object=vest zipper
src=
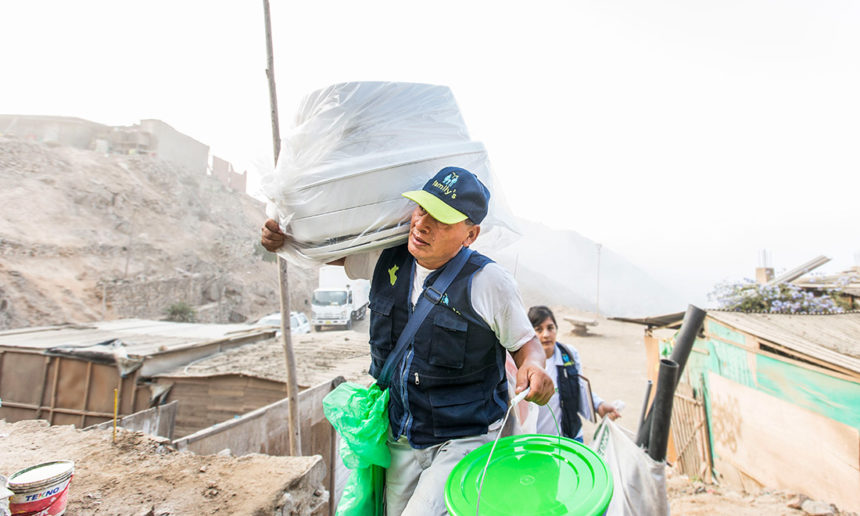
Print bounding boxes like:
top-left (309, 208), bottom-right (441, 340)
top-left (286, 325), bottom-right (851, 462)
top-left (396, 349), bottom-right (415, 439)
top-left (414, 372), bottom-right (420, 385)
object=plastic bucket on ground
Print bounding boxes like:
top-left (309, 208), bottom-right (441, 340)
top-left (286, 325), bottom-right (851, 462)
top-left (7, 460), bottom-right (74, 516)
top-left (446, 434), bottom-right (613, 516)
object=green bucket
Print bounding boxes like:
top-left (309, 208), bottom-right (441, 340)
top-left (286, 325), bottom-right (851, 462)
top-left (445, 434), bottom-right (613, 516)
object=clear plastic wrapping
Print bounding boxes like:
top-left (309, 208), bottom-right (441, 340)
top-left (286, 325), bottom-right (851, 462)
top-left (260, 82), bottom-right (517, 265)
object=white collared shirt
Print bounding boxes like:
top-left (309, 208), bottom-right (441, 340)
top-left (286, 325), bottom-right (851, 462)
top-left (535, 345), bottom-right (604, 439)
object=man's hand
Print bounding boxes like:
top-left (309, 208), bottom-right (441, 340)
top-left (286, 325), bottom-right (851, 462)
top-left (515, 363), bottom-right (554, 405)
top-left (261, 219), bottom-right (286, 252)
top-left (511, 336), bottom-right (554, 405)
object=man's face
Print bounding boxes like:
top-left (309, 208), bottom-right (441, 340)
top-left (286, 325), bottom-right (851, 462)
top-left (407, 205), bottom-right (480, 269)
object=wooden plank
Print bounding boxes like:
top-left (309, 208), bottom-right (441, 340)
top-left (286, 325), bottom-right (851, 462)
top-left (173, 378), bottom-right (335, 457)
top-left (708, 372), bottom-right (859, 512)
top-left (755, 353), bottom-right (860, 429)
top-left (671, 392), bottom-right (711, 480)
top-left (756, 337), bottom-right (858, 380)
top-left (87, 401), bottom-right (178, 439)
top-left (35, 356), bottom-right (51, 419)
top-left (80, 361), bottom-right (93, 427)
top-left (755, 341), bottom-right (858, 383)
top-left (48, 356), bottom-right (61, 424)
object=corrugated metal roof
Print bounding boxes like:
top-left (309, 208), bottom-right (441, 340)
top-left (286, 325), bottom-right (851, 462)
top-left (0, 319), bottom-right (272, 358)
top-left (707, 311), bottom-right (860, 374)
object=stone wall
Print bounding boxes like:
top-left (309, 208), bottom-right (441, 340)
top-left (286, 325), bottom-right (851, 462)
top-left (101, 269), bottom-right (313, 324)
top-left (103, 274), bottom-right (246, 323)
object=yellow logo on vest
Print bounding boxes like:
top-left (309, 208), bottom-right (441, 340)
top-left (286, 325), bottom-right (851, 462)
top-left (388, 265), bottom-right (399, 286)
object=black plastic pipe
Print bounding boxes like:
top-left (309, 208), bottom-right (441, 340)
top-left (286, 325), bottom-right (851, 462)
top-left (647, 358), bottom-right (679, 462)
top-left (636, 304), bottom-right (706, 448)
top-left (636, 379), bottom-right (653, 438)
top-left (668, 305), bottom-right (706, 381)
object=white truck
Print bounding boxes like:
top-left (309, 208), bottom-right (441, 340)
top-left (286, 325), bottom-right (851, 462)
top-left (311, 266), bottom-right (370, 331)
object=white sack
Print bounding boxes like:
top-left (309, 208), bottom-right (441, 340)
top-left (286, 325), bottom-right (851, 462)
top-left (591, 419), bottom-right (669, 516)
top-left (260, 81), bottom-right (517, 265)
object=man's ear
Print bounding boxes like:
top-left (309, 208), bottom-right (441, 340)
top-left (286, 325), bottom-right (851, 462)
top-left (462, 224), bottom-right (481, 247)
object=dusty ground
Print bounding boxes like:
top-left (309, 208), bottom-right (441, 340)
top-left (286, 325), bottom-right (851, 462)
top-left (666, 469), bottom-right (803, 515)
top-left (0, 420), bottom-right (326, 515)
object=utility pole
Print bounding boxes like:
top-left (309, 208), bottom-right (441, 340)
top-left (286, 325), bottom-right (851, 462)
top-left (263, 0), bottom-right (301, 457)
top-left (595, 243), bottom-right (602, 317)
top-left (123, 216), bottom-right (134, 278)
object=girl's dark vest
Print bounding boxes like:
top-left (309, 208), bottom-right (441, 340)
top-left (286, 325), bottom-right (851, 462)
top-left (368, 244), bottom-right (508, 448)
top-left (555, 342), bottom-right (584, 439)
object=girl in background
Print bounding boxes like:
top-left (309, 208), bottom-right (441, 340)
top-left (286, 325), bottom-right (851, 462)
top-left (529, 305), bottom-right (621, 442)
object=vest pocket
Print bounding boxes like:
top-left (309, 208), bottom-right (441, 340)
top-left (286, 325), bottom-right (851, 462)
top-left (428, 382), bottom-right (487, 438)
top-left (427, 310), bottom-right (468, 369)
top-left (368, 297), bottom-right (395, 376)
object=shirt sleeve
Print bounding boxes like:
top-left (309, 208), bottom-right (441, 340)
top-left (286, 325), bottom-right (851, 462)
top-left (343, 249), bottom-right (383, 281)
top-left (469, 263), bottom-right (537, 353)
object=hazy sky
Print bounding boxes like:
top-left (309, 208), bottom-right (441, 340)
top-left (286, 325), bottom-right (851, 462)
top-left (2, 1), bottom-right (857, 307)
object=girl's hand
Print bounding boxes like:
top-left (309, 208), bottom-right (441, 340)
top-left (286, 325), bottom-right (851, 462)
top-left (597, 402), bottom-right (621, 421)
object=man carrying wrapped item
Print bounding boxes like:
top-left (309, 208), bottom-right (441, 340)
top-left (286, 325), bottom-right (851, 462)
top-left (262, 166), bottom-right (554, 515)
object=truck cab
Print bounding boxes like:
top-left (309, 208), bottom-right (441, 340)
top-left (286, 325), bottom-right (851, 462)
top-left (311, 266), bottom-right (370, 331)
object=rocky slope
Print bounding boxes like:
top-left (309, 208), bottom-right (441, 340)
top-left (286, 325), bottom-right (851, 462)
top-left (0, 136), bottom-right (314, 330)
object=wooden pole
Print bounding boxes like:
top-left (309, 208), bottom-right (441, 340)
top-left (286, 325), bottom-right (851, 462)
top-left (595, 243), bottom-right (602, 317)
top-left (263, 0), bottom-right (301, 457)
top-left (112, 387), bottom-right (118, 443)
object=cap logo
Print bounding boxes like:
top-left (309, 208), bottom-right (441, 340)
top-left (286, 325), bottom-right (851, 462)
top-left (431, 171), bottom-right (459, 198)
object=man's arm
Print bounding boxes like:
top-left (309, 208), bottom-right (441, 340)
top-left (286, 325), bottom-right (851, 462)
top-left (511, 336), bottom-right (554, 405)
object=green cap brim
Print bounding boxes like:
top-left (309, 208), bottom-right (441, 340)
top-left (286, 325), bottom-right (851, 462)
top-left (402, 190), bottom-right (468, 225)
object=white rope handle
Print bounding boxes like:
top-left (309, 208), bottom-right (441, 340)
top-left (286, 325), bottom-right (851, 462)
top-left (475, 387), bottom-right (564, 516)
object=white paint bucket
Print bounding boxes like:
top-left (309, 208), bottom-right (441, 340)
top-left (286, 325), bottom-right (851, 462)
top-left (7, 461), bottom-right (74, 516)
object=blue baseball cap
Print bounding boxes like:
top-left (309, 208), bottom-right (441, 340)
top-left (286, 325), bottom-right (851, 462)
top-left (402, 167), bottom-right (491, 224)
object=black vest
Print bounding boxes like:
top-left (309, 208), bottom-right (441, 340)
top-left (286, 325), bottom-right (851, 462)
top-left (368, 244), bottom-right (508, 448)
top-left (555, 342), bottom-right (584, 439)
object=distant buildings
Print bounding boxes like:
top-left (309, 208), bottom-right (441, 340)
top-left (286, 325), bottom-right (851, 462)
top-left (0, 114), bottom-right (246, 193)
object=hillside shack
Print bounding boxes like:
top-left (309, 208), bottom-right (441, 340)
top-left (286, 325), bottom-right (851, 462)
top-left (0, 319), bottom-right (273, 428)
top-left (624, 310), bottom-right (860, 513)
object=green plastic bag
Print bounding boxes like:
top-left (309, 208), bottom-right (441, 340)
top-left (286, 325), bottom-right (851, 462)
top-left (323, 381), bottom-right (391, 516)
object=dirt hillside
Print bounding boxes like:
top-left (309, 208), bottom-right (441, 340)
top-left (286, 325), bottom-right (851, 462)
top-left (0, 136), bottom-right (315, 330)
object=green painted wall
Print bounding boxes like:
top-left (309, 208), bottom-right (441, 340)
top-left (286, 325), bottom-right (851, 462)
top-left (685, 319), bottom-right (860, 431)
top-left (756, 354), bottom-right (860, 429)
top-left (706, 320), bottom-right (746, 347)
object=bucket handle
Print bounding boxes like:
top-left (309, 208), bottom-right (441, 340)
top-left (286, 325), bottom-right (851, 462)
top-left (475, 388), bottom-right (564, 515)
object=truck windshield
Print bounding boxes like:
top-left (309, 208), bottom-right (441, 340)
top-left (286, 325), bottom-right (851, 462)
top-left (313, 291), bottom-right (348, 305)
